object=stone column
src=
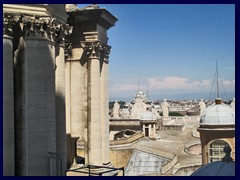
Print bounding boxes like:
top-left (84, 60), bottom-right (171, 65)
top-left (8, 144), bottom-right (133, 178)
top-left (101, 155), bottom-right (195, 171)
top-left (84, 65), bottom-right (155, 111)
top-left (101, 45), bottom-right (111, 165)
top-left (85, 41), bottom-right (102, 165)
top-left (55, 24), bottom-right (72, 174)
top-left (200, 133), bottom-right (208, 165)
top-left (13, 17), bottom-right (58, 175)
top-left (153, 124), bottom-right (156, 138)
top-left (143, 124), bottom-right (145, 135)
top-left (55, 43), bottom-right (67, 175)
top-left (65, 40), bottom-right (88, 167)
top-left (25, 38), bottom-right (56, 175)
top-left (150, 124), bottom-right (153, 138)
top-left (3, 16), bottom-right (15, 176)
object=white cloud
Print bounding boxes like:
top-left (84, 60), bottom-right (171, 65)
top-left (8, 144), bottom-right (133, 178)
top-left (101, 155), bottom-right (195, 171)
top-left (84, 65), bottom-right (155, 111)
top-left (148, 76), bottom-right (211, 91)
top-left (223, 79), bottom-right (235, 86)
top-left (110, 76), bottom-right (235, 93)
top-left (110, 83), bottom-right (147, 92)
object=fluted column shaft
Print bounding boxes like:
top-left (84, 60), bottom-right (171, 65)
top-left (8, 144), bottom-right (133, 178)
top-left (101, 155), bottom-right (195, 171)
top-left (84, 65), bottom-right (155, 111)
top-left (55, 44), bottom-right (67, 175)
top-left (86, 42), bottom-right (102, 165)
top-left (101, 46), bottom-right (111, 165)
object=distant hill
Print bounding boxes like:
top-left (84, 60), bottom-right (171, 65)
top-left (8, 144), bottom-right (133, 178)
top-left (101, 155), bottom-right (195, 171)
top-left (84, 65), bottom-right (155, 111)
top-left (110, 92), bottom-right (235, 101)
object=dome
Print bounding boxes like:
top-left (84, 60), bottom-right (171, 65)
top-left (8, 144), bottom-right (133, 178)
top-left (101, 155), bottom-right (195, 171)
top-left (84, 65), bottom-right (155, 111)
top-left (191, 146), bottom-right (235, 176)
top-left (140, 112), bottom-right (156, 121)
top-left (200, 99), bottom-right (235, 125)
top-left (191, 161), bottom-right (235, 176)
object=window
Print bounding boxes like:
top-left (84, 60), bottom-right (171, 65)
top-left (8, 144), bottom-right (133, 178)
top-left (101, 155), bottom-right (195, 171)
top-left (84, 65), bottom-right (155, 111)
top-left (208, 140), bottom-right (229, 162)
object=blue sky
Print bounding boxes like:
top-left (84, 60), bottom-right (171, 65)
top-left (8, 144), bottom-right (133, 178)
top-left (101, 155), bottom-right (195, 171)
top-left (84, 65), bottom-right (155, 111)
top-left (78, 4), bottom-right (235, 100)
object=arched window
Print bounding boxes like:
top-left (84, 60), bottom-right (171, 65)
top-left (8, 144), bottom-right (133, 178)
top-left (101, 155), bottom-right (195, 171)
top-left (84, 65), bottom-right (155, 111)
top-left (209, 140), bottom-right (229, 162)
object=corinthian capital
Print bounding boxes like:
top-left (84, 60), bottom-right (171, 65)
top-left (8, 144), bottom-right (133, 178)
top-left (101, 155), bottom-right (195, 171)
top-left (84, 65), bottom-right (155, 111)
top-left (3, 13), bottom-right (17, 36)
top-left (81, 41), bottom-right (104, 59)
top-left (22, 16), bottom-right (61, 41)
top-left (3, 13), bottom-right (72, 43)
top-left (103, 45), bottom-right (111, 62)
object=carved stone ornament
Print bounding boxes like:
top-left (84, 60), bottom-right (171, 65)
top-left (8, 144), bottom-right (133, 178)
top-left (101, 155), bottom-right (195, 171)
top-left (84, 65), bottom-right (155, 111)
top-left (64, 42), bottom-right (72, 59)
top-left (3, 13), bottom-right (15, 36)
top-left (81, 41), bottom-right (104, 58)
top-left (103, 45), bottom-right (111, 62)
top-left (3, 13), bottom-right (72, 43)
top-left (81, 41), bottom-right (111, 60)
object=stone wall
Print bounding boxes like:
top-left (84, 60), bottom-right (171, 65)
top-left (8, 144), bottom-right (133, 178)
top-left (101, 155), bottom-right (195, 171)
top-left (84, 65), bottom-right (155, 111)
top-left (109, 119), bottom-right (141, 131)
top-left (110, 149), bottom-right (133, 176)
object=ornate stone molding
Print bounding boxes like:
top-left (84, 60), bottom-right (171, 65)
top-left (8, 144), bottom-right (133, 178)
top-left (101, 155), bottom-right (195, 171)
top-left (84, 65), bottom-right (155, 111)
top-left (3, 13), bottom-right (72, 43)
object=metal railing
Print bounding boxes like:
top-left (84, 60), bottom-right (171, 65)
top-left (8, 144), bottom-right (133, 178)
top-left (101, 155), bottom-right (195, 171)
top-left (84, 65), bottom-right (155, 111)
top-left (66, 164), bottom-right (124, 176)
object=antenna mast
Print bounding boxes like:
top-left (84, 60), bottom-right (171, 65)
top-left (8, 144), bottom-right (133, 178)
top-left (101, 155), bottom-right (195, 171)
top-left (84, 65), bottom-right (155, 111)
top-left (216, 60), bottom-right (219, 98)
top-left (209, 60), bottom-right (229, 101)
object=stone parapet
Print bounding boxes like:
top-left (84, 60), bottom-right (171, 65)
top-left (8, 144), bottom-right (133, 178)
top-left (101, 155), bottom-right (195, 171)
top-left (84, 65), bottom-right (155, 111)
top-left (110, 132), bottom-right (144, 146)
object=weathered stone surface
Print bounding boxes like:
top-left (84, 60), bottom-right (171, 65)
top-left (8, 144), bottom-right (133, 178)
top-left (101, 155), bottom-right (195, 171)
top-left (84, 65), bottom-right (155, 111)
top-left (19, 39), bottom-right (56, 175)
top-left (3, 35), bottom-right (15, 176)
top-left (55, 44), bottom-right (67, 175)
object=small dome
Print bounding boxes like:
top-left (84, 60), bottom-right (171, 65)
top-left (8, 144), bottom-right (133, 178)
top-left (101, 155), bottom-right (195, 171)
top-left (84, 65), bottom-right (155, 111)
top-left (140, 112), bottom-right (156, 121)
top-left (200, 99), bottom-right (235, 125)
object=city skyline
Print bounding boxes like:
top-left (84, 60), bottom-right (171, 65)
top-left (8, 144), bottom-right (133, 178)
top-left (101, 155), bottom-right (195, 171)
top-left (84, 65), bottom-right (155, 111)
top-left (78, 4), bottom-right (235, 101)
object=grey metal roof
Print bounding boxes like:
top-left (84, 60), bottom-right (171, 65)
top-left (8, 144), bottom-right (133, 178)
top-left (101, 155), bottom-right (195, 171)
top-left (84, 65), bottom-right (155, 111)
top-left (200, 103), bottom-right (235, 125)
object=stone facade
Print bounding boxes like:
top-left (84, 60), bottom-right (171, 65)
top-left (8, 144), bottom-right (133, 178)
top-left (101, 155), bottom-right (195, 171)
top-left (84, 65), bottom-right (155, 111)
top-left (3, 4), bottom-right (117, 176)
